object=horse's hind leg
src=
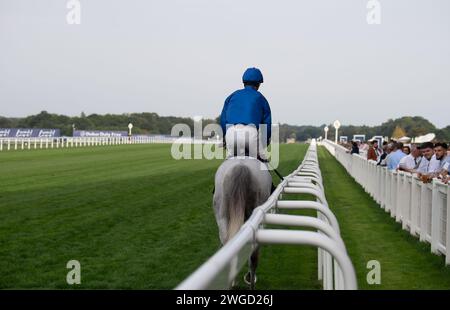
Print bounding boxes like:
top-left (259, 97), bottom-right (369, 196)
top-left (246, 247), bottom-right (259, 290)
top-left (250, 247), bottom-right (260, 289)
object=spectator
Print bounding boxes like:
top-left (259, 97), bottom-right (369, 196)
top-left (398, 144), bottom-right (421, 173)
top-left (350, 141), bottom-right (359, 155)
top-left (379, 143), bottom-right (393, 167)
top-left (402, 145), bottom-right (411, 155)
top-left (417, 142), bottom-right (450, 183)
top-left (416, 142), bottom-right (435, 174)
top-left (374, 140), bottom-right (382, 160)
top-left (367, 140), bottom-right (378, 161)
top-left (386, 142), bottom-right (406, 171)
top-left (360, 141), bottom-right (369, 153)
top-left (434, 142), bottom-right (450, 173)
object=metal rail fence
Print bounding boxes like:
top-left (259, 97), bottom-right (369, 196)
top-left (176, 140), bottom-right (357, 290)
top-left (0, 136), bottom-right (218, 151)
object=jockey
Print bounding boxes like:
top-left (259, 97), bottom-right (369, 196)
top-left (220, 67), bottom-right (272, 160)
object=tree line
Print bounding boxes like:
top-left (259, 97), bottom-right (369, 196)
top-left (0, 112), bottom-right (448, 142)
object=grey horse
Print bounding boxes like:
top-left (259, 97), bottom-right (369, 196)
top-left (213, 157), bottom-right (272, 289)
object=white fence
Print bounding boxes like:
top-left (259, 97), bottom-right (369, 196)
top-left (0, 136), bottom-right (219, 151)
top-left (322, 139), bottom-right (450, 265)
top-left (176, 140), bottom-right (357, 290)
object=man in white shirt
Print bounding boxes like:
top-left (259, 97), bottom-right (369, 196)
top-left (398, 145), bottom-right (421, 173)
top-left (435, 142), bottom-right (448, 167)
top-left (416, 142), bottom-right (434, 174)
top-left (428, 154), bottom-right (441, 173)
top-left (430, 142), bottom-right (449, 177)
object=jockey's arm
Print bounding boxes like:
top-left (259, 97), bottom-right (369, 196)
top-left (220, 95), bottom-right (231, 139)
top-left (261, 96), bottom-right (272, 145)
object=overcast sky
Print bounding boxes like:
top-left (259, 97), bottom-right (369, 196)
top-left (1, 0), bottom-right (449, 128)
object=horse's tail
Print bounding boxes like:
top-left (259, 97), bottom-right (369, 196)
top-left (222, 164), bottom-right (257, 243)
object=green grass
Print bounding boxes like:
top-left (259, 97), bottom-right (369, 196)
top-left (0, 143), bottom-right (307, 289)
top-left (318, 146), bottom-right (450, 289)
top-left (1, 143), bottom-right (449, 289)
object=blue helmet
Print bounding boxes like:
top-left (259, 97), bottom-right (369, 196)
top-left (242, 67), bottom-right (264, 84)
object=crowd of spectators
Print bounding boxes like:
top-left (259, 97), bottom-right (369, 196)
top-left (343, 139), bottom-right (450, 184)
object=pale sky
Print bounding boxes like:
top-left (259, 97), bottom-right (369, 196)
top-left (1, 0), bottom-right (449, 128)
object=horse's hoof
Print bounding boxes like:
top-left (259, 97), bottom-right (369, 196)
top-left (244, 272), bottom-right (257, 286)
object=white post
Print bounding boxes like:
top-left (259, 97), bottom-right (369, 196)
top-left (446, 185), bottom-right (450, 265)
top-left (391, 171), bottom-right (398, 219)
top-left (128, 122), bottom-right (133, 139)
top-left (384, 170), bottom-right (390, 212)
top-left (403, 174), bottom-right (412, 230)
top-left (395, 171), bottom-right (402, 222)
top-left (430, 180), bottom-right (441, 254)
top-left (410, 176), bottom-right (420, 236)
top-left (332, 121), bottom-right (341, 144)
top-left (419, 183), bottom-right (429, 242)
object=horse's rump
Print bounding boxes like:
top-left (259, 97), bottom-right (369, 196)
top-left (214, 158), bottom-right (271, 243)
top-left (222, 163), bottom-right (258, 242)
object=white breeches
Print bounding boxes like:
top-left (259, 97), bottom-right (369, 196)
top-left (225, 124), bottom-right (267, 159)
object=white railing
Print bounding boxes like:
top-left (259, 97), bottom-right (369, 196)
top-left (322, 139), bottom-right (450, 265)
top-left (0, 136), bottom-right (219, 151)
top-left (176, 140), bottom-right (357, 290)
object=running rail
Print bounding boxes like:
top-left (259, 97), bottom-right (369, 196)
top-left (0, 135), bottom-right (219, 151)
top-left (176, 140), bottom-right (357, 290)
top-left (322, 138), bottom-right (450, 265)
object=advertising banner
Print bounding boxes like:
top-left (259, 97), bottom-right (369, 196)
top-left (73, 130), bottom-right (128, 137)
top-left (0, 128), bottom-right (60, 138)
